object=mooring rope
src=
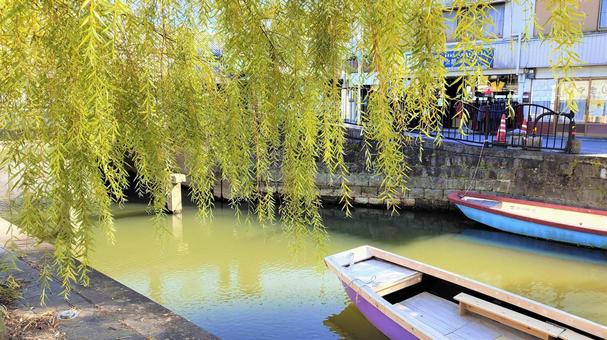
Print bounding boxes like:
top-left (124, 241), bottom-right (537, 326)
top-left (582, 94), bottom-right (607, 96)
top-left (463, 138), bottom-right (486, 196)
top-left (350, 276), bottom-right (378, 287)
top-left (344, 251), bottom-right (381, 305)
top-left (349, 275), bottom-right (378, 306)
top-left (347, 252), bottom-right (355, 268)
top-left (346, 253), bottom-right (378, 286)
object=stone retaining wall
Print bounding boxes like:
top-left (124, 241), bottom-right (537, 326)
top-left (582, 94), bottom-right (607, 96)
top-left (211, 131), bottom-right (607, 211)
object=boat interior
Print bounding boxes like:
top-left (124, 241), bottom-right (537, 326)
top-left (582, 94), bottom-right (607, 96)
top-left (460, 195), bottom-right (607, 231)
top-left (331, 249), bottom-right (597, 340)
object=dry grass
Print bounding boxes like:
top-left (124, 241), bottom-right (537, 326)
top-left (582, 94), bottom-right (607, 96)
top-left (1, 308), bottom-right (64, 339)
top-left (0, 277), bottom-right (22, 307)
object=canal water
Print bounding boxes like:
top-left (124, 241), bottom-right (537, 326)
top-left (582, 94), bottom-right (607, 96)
top-left (89, 203), bottom-right (607, 339)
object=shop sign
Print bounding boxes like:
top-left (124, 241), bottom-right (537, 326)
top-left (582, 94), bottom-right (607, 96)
top-left (442, 48), bottom-right (494, 69)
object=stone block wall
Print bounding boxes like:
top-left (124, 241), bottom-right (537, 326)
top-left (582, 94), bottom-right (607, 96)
top-left (364, 141), bottom-right (606, 210)
top-left (209, 131), bottom-right (607, 211)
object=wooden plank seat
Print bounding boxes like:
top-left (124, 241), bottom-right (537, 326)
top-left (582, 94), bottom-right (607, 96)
top-left (558, 329), bottom-right (594, 340)
top-left (454, 293), bottom-right (566, 340)
top-left (347, 258), bottom-right (422, 296)
top-left (393, 292), bottom-right (536, 339)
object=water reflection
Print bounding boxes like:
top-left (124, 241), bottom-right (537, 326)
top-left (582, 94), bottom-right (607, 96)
top-left (455, 228), bottom-right (607, 320)
top-left (323, 207), bottom-right (469, 243)
top-left (458, 228), bottom-right (607, 264)
top-left (324, 304), bottom-right (386, 340)
top-left (90, 203), bottom-right (607, 339)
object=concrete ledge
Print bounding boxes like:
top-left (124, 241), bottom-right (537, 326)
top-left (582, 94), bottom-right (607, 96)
top-left (0, 217), bottom-right (217, 340)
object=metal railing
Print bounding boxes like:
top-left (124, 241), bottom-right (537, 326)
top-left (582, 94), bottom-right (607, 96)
top-left (440, 100), bottom-right (508, 146)
top-left (438, 101), bottom-right (576, 153)
top-left (342, 98), bottom-right (576, 153)
top-left (521, 104), bottom-right (576, 152)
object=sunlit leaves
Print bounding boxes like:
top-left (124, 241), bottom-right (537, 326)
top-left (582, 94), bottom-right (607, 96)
top-left (0, 0), bottom-right (583, 298)
top-left (542, 0), bottom-right (584, 112)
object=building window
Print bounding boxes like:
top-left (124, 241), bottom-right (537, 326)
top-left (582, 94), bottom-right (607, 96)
top-left (557, 79), bottom-right (607, 123)
top-left (444, 3), bottom-right (505, 41)
top-left (444, 11), bottom-right (457, 42)
top-left (589, 80), bottom-right (607, 123)
top-left (484, 3), bottom-right (505, 38)
top-left (341, 86), bottom-right (371, 125)
top-left (532, 79), bottom-right (607, 124)
top-left (531, 79), bottom-right (556, 109)
top-left (601, 0), bottom-right (607, 29)
top-left (558, 80), bottom-right (589, 122)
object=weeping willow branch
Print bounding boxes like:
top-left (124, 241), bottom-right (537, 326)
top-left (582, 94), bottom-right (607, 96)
top-left (542, 0), bottom-right (584, 112)
top-left (0, 0), bottom-right (584, 297)
top-left (449, 0), bottom-right (493, 130)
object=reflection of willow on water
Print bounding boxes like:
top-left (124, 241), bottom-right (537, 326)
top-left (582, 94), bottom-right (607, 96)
top-left (112, 199), bottom-right (329, 254)
top-left (213, 202), bottom-right (331, 268)
top-left (323, 303), bottom-right (387, 340)
top-left (281, 220), bottom-right (329, 271)
top-left (100, 204), bottom-right (333, 302)
top-left (321, 207), bottom-right (470, 244)
top-left (205, 200), bottom-right (331, 269)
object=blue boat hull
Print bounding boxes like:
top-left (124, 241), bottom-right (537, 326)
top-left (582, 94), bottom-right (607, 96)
top-left (456, 204), bottom-right (607, 250)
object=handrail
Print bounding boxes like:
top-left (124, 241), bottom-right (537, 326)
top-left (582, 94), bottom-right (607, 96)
top-left (341, 100), bottom-right (576, 152)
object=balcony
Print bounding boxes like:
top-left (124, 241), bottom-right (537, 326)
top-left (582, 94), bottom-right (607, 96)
top-left (445, 31), bottom-right (607, 72)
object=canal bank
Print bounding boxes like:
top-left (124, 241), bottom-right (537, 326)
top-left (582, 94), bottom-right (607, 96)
top-left (205, 133), bottom-right (607, 211)
top-left (0, 217), bottom-right (217, 340)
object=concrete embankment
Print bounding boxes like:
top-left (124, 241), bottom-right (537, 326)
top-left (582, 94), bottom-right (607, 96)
top-left (0, 217), bottom-right (217, 340)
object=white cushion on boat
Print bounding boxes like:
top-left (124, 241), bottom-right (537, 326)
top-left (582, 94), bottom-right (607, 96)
top-left (462, 197), bottom-right (502, 208)
top-left (347, 259), bottom-right (420, 292)
top-left (393, 292), bottom-right (536, 339)
top-left (498, 202), bottom-right (607, 230)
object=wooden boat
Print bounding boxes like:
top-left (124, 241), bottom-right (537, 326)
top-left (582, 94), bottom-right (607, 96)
top-left (325, 245), bottom-right (606, 339)
top-left (448, 192), bottom-right (607, 249)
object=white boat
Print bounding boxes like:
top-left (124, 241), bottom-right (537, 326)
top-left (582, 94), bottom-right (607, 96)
top-left (325, 245), bottom-right (606, 339)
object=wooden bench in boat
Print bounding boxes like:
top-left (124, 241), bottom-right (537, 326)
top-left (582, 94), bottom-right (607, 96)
top-left (558, 329), bottom-right (595, 340)
top-left (393, 292), bottom-right (536, 339)
top-left (347, 259), bottom-right (422, 296)
top-left (454, 293), bottom-right (569, 340)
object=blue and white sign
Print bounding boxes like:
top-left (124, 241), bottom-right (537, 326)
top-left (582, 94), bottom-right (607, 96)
top-left (442, 48), bottom-right (494, 69)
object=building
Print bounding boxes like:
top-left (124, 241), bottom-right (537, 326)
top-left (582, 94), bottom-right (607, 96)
top-left (342, 0), bottom-right (607, 137)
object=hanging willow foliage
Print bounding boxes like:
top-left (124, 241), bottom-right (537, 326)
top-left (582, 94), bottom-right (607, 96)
top-left (0, 0), bottom-right (584, 296)
top-left (541, 0), bottom-right (584, 111)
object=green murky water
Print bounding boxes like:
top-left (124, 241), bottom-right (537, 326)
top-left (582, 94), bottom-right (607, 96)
top-left (89, 203), bottom-right (607, 339)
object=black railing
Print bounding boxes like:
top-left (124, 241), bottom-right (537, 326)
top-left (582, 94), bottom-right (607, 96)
top-left (440, 100), bottom-right (510, 146)
top-left (342, 99), bottom-right (576, 152)
top-left (438, 101), bottom-right (576, 153)
top-left (521, 104), bottom-right (576, 152)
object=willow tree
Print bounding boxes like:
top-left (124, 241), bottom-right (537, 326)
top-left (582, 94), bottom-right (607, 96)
top-left (0, 0), bottom-right (583, 296)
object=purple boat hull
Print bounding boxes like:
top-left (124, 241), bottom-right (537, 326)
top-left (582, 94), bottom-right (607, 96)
top-left (342, 282), bottom-right (417, 340)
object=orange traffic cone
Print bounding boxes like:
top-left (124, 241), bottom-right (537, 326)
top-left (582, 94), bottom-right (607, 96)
top-left (521, 119), bottom-right (528, 146)
top-left (496, 114), bottom-right (507, 144)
